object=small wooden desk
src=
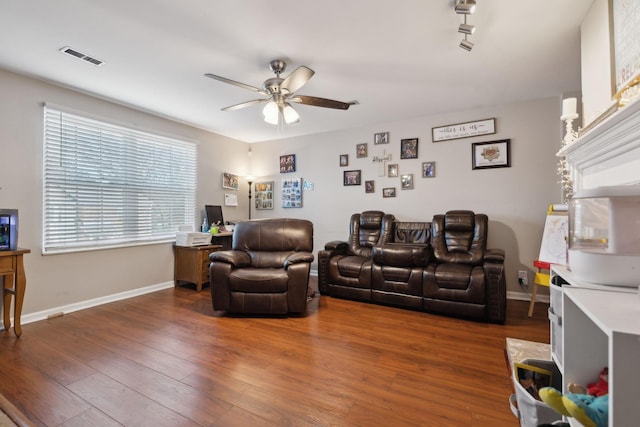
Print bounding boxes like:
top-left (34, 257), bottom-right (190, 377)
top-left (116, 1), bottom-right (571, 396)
top-left (174, 244), bottom-right (222, 291)
top-left (1, 248), bottom-right (30, 337)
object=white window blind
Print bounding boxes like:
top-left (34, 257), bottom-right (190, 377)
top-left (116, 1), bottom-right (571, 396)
top-left (43, 106), bottom-right (197, 254)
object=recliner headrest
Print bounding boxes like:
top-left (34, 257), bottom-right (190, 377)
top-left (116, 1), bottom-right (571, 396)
top-left (359, 210), bottom-right (385, 229)
top-left (444, 210), bottom-right (475, 231)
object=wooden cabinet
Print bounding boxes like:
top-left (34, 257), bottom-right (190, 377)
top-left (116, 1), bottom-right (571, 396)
top-left (173, 244), bottom-right (222, 291)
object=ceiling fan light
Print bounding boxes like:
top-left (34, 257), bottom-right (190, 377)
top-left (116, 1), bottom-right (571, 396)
top-left (458, 23), bottom-right (475, 35)
top-left (283, 103), bottom-right (300, 124)
top-left (455, 0), bottom-right (476, 14)
top-left (263, 101), bottom-right (279, 125)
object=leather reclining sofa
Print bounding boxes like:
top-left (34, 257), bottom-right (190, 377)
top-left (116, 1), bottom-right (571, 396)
top-left (318, 210), bottom-right (506, 323)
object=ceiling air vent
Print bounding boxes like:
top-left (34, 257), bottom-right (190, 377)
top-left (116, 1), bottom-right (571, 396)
top-left (59, 46), bottom-right (105, 66)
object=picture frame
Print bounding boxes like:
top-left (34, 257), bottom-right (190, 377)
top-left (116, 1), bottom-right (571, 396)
top-left (472, 139), bottom-right (511, 170)
top-left (343, 170), bottom-right (361, 186)
top-left (514, 362), bottom-right (553, 401)
top-left (356, 143), bottom-right (368, 158)
top-left (281, 178), bottom-right (302, 208)
top-left (254, 181), bottom-right (274, 210)
top-left (400, 174), bottom-right (413, 190)
top-left (432, 118), bottom-right (496, 142)
top-left (611, 0), bottom-right (640, 98)
top-left (279, 154), bottom-right (296, 173)
top-left (382, 187), bottom-right (396, 198)
top-left (222, 172), bottom-right (239, 190)
top-left (365, 180), bottom-right (375, 193)
top-left (400, 138), bottom-right (418, 159)
top-left (387, 163), bottom-right (398, 177)
top-left (339, 154), bottom-right (349, 167)
top-left (422, 161), bottom-right (436, 178)
top-left (374, 132), bottom-right (389, 145)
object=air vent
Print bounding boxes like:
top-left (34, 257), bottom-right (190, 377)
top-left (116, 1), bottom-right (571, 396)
top-left (59, 46), bottom-right (105, 66)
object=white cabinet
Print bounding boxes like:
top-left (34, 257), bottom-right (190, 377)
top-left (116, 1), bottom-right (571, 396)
top-left (560, 286), bottom-right (640, 426)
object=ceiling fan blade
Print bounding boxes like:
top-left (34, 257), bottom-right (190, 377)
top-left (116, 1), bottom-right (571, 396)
top-left (280, 66), bottom-right (315, 94)
top-left (222, 99), bottom-right (269, 112)
top-left (204, 73), bottom-right (269, 96)
top-left (290, 95), bottom-right (358, 110)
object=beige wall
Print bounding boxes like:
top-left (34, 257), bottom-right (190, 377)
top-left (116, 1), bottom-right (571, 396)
top-left (1, 67), bottom-right (562, 320)
top-left (248, 97), bottom-right (562, 297)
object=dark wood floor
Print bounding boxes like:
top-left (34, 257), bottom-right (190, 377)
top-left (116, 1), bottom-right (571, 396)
top-left (1, 278), bottom-right (549, 426)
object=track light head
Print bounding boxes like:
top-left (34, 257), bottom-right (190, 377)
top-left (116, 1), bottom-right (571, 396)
top-left (458, 23), bottom-right (475, 35)
top-left (455, 0), bottom-right (476, 14)
top-left (460, 38), bottom-right (474, 51)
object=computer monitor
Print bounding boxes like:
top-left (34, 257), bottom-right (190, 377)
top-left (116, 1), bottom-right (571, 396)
top-left (205, 205), bottom-right (224, 227)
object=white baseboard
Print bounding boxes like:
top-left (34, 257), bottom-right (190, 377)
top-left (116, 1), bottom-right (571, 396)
top-left (17, 281), bottom-right (175, 327)
top-left (508, 290), bottom-right (549, 303)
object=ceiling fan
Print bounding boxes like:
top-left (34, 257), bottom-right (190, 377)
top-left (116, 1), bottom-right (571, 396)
top-left (205, 59), bottom-right (358, 125)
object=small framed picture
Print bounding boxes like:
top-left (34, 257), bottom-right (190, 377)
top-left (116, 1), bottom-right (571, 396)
top-left (339, 154), bottom-right (349, 167)
top-left (422, 161), bottom-right (436, 178)
top-left (472, 139), bottom-right (511, 170)
top-left (365, 180), bottom-right (375, 193)
top-left (374, 132), bottom-right (389, 145)
top-left (255, 181), bottom-right (274, 210)
top-left (222, 172), bottom-right (239, 190)
top-left (356, 143), bottom-right (368, 158)
top-left (400, 138), bottom-right (418, 159)
top-left (382, 187), bottom-right (396, 198)
top-left (387, 163), bottom-right (398, 177)
top-left (343, 170), bottom-right (361, 186)
top-left (280, 154), bottom-right (296, 173)
top-left (400, 174), bottom-right (413, 190)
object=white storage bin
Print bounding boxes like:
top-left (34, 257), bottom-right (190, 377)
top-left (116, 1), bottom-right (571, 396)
top-left (509, 359), bottom-right (563, 427)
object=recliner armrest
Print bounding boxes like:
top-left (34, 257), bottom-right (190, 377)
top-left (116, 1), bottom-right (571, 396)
top-left (209, 250), bottom-right (251, 268)
top-left (324, 240), bottom-right (349, 252)
top-left (284, 251), bottom-right (315, 268)
top-left (372, 243), bottom-right (431, 268)
top-left (484, 248), bottom-right (505, 263)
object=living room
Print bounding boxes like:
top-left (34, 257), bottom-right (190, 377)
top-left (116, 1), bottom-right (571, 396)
top-left (2, 0), bottom-right (638, 425)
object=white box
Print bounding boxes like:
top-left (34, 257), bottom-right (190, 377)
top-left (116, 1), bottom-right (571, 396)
top-left (175, 232), bottom-right (211, 246)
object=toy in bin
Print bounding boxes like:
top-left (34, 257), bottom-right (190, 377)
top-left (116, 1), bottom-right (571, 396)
top-left (539, 367), bottom-right (609, 427)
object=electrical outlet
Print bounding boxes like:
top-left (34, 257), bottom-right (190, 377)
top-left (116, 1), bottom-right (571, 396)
top-left (518, 270), bottom-right (528, 288)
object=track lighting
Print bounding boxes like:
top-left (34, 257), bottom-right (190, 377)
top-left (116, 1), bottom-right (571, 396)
top-left (455, 2), bottom-right (476, 51)
top-left (460, 37), bottom-right (474, 51)
top-left (455, 0), bottom-right (476, 15)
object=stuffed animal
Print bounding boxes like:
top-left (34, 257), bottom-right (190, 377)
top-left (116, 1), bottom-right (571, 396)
top-left (539, 387), bottom-right (608, 427)
top-left (587, 367), bottom-right (608, 397)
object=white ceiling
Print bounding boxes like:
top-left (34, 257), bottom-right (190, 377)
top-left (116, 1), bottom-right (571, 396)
top-left (0, 0), bottom-right (594, 143)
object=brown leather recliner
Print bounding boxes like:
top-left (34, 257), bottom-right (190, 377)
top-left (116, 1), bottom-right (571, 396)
top-left (423, 210), bottom-right (506, 323)
top-left (317, 210), bottom-right (395, 301)
top-left (209, 218), bottom-right (314, 314)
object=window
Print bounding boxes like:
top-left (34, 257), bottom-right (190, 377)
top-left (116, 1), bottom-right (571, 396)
top-left (43, 106), bottom-right (197, 254)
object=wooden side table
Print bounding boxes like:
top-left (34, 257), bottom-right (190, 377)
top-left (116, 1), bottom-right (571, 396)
top-left (1, 248), bottom-right (31, 337)
top-left (174, 244), bottom-right (222, 291)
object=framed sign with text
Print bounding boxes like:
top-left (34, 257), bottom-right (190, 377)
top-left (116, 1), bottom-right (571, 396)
top-left (432, 118), bottom-right (496, 142)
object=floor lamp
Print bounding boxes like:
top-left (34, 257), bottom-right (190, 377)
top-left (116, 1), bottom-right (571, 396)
top-left (247, 178), bottom-right (253, 219)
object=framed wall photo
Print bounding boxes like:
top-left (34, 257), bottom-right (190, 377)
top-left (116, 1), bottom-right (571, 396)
top-left (365, 180), bottom-right (375, 193)
top-left (611, 0), bottom-right (640, 97)
top-left (422, 161), bottom-right (436, 178)
top-left (400, 138), bottom-right (418, 159)
top-left (472, 139), bottom-right (511, 170)
top-left (387, 163), bottom-right (398, 177)
top-left (343, 170), bottom-right (361, 186)
top-left (255, 181), bottom-right (274, 210)
top-left (279, 154), bottom-right (296, 173)
top-left (374, 132), bottom-right (389, 145)
top-left (356, 143), bottom-right (368, 158)
top-left (400, 174), bottom-right (413, 189)
top-left (339, 154), bottom-right (349, 166)
top-left (222, 172), bottom-right (239, 190)
top-left (382, 187), bottom-right (396, 198)
top-left (432, 118), bottom-right (496, 142)
top-left (281, 178), bottom-right (302, 208)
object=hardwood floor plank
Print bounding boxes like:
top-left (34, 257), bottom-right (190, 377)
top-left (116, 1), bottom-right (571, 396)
top-left (0, 278), bottom-right (549, 427)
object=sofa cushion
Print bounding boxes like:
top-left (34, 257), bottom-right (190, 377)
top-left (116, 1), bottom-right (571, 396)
top-left (393, 221), bottom-right (431, 244)
top-left (372, 243), bottom-right (431, 268)
top-left (228, 268), bottom-right (288, 293)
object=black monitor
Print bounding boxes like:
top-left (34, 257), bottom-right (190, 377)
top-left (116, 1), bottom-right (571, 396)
top-left (205, 205), bottom-right (224, 227)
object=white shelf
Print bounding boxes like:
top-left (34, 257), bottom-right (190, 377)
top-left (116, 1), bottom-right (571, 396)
top-left (562, 287), bottom-right (640, 426)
